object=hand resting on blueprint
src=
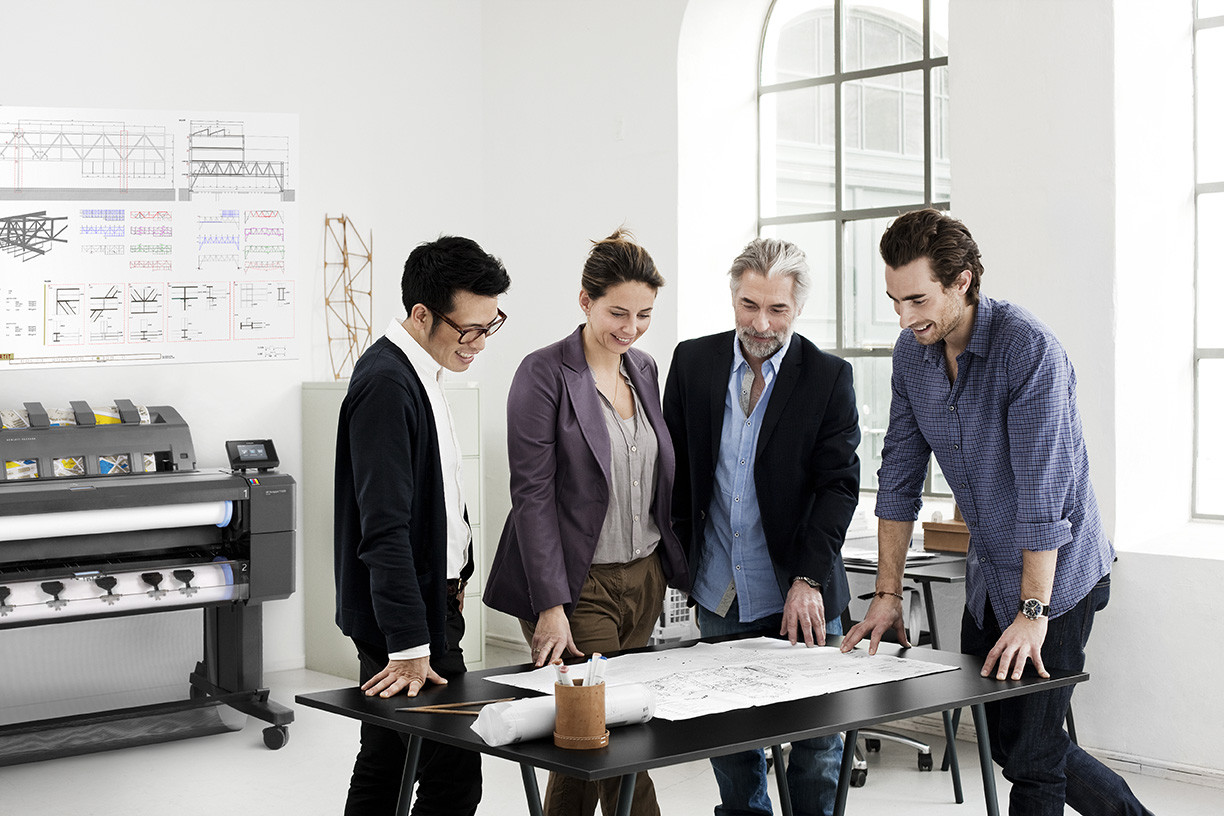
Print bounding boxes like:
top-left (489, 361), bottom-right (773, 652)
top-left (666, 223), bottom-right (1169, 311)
top-left (840, 593), bottom-right (912, 654)
top-left (781, 580), bottom-right (828, 647)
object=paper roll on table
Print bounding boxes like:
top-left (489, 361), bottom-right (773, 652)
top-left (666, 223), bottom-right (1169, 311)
top-left (0, 501), bottom-right (233, 543)
top-left (470, 683), bottom-right (656, 747)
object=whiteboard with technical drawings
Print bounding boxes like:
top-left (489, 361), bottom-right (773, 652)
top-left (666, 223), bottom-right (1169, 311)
top-left (0, 107), bottom-right (298, 369)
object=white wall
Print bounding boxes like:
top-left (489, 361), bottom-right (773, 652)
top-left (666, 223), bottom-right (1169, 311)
top-left (677, 0), bottom-right (771, 341)
top-left (476, 0), bottom-right (689, 642)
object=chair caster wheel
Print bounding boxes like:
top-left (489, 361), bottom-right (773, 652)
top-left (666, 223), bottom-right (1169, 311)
top-left (918, 752), bottom-right (933, 771)
top-left (865, 738), bottom-right (881, 752)
top-left (263, 725), bottom-right (290, 750)
top-left (850, 768), bottom-right (868, 787)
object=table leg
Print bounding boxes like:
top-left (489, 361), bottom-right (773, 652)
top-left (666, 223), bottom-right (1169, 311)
top-left (920, 578), bottom-right (964, 796)
top-left (921, 582), bottom-right (942, 650)
top-left (970, 704), bottom-right (1000, 816)
top-left (940, 709), bottom-right (964, 803)
top-left (517, 764), bottom-right (545, 816)
top-left (942, 706), bottom-right (963, 771)
top-left (614, 772), bottom-right (638, 816)
top-left (833, 730), bottom-right (857, 816)
top-left (771, 744), bottom-right (793, 816)
top-left (394, 734), bottom-right (422, 816)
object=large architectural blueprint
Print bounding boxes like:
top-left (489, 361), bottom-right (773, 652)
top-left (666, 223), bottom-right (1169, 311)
top-left (0, 107), bottom-right (298, 368)
top-left (488, 637), bottom-right (957, 722)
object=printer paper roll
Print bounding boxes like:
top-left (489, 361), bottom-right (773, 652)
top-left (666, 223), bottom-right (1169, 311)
top-left (470, 683), bottom-right (655, 747)
top-left (0, 501), bottom-right (233, 543)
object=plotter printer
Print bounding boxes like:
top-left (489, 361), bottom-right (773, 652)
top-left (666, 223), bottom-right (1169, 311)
top-left (0, 400), bottom-right (295, 764)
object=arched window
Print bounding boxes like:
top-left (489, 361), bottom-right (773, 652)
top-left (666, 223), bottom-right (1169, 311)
top-left (1195, 0), bottom-right (1224, 518)
top-left (758, 0), bottom-right (949, 491)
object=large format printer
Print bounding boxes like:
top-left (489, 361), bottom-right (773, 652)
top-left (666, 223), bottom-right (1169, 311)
top-left (0, 400), bottom-right (295, 764)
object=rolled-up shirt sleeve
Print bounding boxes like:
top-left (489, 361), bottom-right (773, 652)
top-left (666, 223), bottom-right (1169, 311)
top-left (1005, 327), bottom-right (1077, 552)
top-left (875, 344), bottom-right (932, 522)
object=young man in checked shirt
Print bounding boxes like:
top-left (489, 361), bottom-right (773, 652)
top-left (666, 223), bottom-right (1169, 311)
top-left (842, 209), bottom-right (1151, 816)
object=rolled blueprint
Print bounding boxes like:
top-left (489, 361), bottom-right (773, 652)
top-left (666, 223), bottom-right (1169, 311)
top-left (471, 683), bottom-right (656, 747)
top-left (0, 501), bottom-right (233, 543)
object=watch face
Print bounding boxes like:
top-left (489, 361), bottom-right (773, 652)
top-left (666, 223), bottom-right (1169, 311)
top-left (1022, 598), bottom-right (1045, 620)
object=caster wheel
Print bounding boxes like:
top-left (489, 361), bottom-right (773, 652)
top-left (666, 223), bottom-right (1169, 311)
top-left (918, 752), bottom-right (933, 771)
top-left (865, 738), bottom-right (881, 752)
top-left (850, 768), bottom-right (867, 787)
top-left (263, 725), bottom-right (290, 750)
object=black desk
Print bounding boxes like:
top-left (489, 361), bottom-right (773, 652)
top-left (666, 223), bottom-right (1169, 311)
top-left (297, 636), bottom-right (1084, 816)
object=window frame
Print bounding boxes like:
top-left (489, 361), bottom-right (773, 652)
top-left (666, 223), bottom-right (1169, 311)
top-left (757, 0), bottom-right (950, 495)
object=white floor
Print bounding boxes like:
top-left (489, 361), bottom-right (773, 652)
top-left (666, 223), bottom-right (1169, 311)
top-left (2, 650), bottom-right (1221, 815)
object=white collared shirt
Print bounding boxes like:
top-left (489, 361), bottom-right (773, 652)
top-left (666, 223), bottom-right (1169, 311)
top-left (384, 318), bottom-right (471, 661)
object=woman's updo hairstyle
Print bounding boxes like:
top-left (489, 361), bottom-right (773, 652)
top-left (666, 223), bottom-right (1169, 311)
top-left (580, 228), bottom-right (665, 300)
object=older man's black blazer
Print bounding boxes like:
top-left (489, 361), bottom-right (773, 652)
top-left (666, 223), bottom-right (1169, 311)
top-left (662, 330), bottom-right (860, 621)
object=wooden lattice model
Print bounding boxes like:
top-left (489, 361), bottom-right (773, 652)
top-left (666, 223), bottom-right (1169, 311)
top-left (323, 214), bottom-right (373, 380)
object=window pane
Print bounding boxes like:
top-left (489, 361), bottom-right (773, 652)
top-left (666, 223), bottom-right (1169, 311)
top-left (1198, 27), bottom-right (1224, 183)
top-left (761, 87), bottom-right (836, 217)
top-left (845, 216), bottom-right (902, 349)
top-left (848, 356), bottom-right (893, 490)
top-left (1200, 1), bottom-right (1224, 19)
top-left (762, 0), bottom-right (834, 84)
top-left (843, 70), bottom-right (926, 209)
top-left (761, 220), bottom-right (837, 348)
top-left (933, 66), bottom-right (952, 201)
top-left (845, 1), bottom-right (924, 71)
top-left (1200, 193), bottom-right (1224, 347)
top-left (931, 0), bottom-right (949, 58)
top-left (1196, 358), bottom-right (1224, 515)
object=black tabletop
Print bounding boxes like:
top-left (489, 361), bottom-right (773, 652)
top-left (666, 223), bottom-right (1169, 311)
top-left (297, 637), bottom-right (1084, 782)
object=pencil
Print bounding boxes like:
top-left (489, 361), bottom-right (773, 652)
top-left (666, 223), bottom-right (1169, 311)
top-left (396, 696), bottom-right (515, 713)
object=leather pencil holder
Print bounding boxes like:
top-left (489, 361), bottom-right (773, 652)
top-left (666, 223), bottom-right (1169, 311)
top-left (553, 680), bottom-right (608, 750)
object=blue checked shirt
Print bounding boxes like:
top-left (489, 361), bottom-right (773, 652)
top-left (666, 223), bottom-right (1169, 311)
top-left (691, 334), bottom-right (793, 622)
top-left (875, 295), bottom-right (1114, 630)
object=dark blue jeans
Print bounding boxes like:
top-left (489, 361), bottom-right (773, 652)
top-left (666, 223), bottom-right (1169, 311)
top-left (961, 577), bottom-right (1152, 816)
top-left (696, 601), bottom-right (843, 816)
top-left (344, 596), bottom-right (480, 816)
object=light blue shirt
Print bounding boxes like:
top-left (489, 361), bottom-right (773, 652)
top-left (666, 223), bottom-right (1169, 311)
top-left (691, 333), bottom-right (794, 623)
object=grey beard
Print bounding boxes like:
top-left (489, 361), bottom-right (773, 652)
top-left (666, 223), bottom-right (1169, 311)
top-left (737, 328), bottom-right (785, 360)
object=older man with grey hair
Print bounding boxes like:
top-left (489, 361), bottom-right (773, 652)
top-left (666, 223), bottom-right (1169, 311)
top-left (663, 237), bottom-right (861, 816)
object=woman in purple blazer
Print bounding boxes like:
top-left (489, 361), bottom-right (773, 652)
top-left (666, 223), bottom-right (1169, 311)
top-left (484, 229), bottom-right (689, 816)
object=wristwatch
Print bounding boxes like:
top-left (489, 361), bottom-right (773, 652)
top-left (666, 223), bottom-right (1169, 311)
top-left (792, 576), bottom-right (821, 590)
top-left (1020, 598), bottom-right (1049, 621)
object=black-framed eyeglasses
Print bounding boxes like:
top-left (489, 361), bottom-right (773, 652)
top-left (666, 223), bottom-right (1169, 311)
top-left (429, 308), bottom-right (507, 344)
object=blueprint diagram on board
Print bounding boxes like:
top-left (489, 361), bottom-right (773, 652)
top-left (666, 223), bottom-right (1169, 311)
top-left (0, 107), bottom-right (298, 368)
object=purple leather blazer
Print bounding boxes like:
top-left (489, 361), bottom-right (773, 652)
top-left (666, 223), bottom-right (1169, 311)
top-left (484, 326), bottom-right (691, 622)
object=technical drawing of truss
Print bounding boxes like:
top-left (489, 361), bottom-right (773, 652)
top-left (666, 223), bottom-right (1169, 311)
top-left (1, 119), bottom-right (173, 194)
top-left (1, 211), bottom-right (68, 261)
top-left (186, 121), bottom-right (290, 197)
top-left (323, 214), bottom-right (373, 380)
